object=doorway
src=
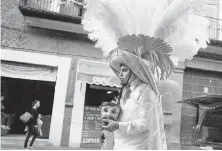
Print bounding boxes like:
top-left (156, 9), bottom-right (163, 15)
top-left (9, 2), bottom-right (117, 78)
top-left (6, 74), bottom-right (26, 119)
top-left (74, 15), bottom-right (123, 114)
top-left (80, 84), bottom-right (118, 148)
top-left (1, 77), bottom-right (55, 138)
top-left (85, 84), bottom-right (119, 106)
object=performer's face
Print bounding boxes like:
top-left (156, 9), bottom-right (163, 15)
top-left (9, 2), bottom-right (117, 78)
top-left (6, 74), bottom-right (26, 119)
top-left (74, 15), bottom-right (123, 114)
top-left (119, 64), bottom-right (131, 86)
top-left (101, 105), bottom-right (121, 121)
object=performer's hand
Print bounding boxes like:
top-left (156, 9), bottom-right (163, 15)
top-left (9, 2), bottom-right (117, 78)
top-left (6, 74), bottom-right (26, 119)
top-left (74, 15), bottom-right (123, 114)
top-left (102, 119), bottom-right (119, 132)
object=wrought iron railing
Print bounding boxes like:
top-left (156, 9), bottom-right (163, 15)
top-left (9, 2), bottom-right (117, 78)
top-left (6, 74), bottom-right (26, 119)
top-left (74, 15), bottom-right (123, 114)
top-left (19, 0), bottom-right (84, 20)
top-left (207, 17), bottom-right (222, 41)
top-left (17, 1), bottom-right (222, 40)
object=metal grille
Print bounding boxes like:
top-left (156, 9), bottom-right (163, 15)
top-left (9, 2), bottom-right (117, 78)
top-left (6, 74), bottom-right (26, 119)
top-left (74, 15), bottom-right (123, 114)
top-left (19, 0), bottom-right (84, 18)
top-left (207, 16), bottom-right (222, 41)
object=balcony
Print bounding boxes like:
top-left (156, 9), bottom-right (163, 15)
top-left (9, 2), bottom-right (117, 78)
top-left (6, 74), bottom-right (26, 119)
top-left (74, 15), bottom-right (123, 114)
top-left (17, 1), bottom-right (222, 41)
top-left (207, 17), bottom-right (222, 41)
top-left (18, 0), bottom-right (84, 24)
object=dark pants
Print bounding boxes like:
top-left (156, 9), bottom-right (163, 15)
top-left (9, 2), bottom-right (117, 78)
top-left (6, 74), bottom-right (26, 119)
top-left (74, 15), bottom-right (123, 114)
top-left (24, 125), bottom-right (38, 148)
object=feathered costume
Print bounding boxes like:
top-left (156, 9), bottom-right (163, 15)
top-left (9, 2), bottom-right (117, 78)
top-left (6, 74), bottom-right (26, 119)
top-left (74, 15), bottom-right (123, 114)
top-left (82, 0), bottom-right (209, 150)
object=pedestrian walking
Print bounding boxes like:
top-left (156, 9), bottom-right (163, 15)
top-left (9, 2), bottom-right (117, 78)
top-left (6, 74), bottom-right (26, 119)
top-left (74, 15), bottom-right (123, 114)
top-left (23, 100), bottom-right (41, 150)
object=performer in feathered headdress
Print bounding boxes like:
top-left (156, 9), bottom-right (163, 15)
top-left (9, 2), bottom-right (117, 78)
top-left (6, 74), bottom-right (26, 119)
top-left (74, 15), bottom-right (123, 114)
top-left (82, 0), bottom-right (209, 150)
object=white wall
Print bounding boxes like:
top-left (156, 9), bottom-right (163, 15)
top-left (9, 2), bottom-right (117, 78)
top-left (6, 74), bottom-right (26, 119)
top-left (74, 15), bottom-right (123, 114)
top-left (69, 81), bottom-right (86, 147)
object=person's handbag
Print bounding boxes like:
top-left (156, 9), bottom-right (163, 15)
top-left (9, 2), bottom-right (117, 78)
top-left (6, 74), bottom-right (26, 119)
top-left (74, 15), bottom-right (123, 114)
top-left (20, 112), bottom-right (32, 124)
top-left (37, 118), bottom-right (43, 136)
top-left (33, 125), bottom-right (42, 137)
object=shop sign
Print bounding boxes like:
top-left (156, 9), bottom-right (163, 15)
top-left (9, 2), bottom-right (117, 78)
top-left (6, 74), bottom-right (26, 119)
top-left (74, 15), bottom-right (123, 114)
top-left (93, 76), bottom-right (110, 85)
top-left (82, 106), bottom-right (102, 144)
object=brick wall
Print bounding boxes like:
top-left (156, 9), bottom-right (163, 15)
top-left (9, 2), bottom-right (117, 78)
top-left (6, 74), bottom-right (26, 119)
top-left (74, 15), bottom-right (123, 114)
top-left (1, 0), bottom-right (25, 29)
top-left (1, 0), bottom-right (28, 48)
top-left (1, 0), bottom-right (103, 58)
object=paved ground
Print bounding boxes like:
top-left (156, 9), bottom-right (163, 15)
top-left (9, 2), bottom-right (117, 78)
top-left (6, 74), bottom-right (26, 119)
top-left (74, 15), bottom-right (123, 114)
top-left (1, 143), bottom-right (99, 150)
top-left (0, 134), bottom-right (213, 150)
top-left (1, 144), bottom-right (77, 150)
top-left (1, 143), bottom-right (211, 150)
top-left (1, 134), bottom-right (101, 150)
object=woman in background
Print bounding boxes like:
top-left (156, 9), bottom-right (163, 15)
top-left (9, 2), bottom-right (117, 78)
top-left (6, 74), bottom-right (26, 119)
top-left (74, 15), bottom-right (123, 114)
top-left (23, 100), bottom-right (40, 150)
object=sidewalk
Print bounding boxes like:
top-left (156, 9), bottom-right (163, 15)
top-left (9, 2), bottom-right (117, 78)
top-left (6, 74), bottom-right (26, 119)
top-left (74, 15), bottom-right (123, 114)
top-left (1, 144), bottom-right (79, 150)
top-left (1, 134), bottom-right (100, 150)
top-left (1, 143), bottom-right (99, 150)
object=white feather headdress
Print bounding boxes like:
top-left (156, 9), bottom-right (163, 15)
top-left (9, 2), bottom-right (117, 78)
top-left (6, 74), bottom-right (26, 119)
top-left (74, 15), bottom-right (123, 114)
top-left (82, 0), bottom-right (209, 62)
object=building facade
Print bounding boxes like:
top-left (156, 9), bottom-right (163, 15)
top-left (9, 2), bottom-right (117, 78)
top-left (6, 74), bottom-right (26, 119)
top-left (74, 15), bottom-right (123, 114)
top-left (1, 0), bottom-right (222, 149)
top-left (178, 0), bottom-right (222, 148)
top-left (1, 0), bottom-right (104, 147)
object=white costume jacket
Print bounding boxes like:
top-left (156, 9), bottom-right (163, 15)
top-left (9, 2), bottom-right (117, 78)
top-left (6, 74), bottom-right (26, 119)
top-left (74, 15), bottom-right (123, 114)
top-left (113, 79), bottom-right (167, 150)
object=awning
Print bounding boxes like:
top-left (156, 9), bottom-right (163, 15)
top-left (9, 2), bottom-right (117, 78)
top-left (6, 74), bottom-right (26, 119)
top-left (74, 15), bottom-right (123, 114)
top-left (177, 94), bottom-right (222, 108)
top-left (1, 61), bottom-right (57, 82)
top-left (77, 60), bottom-right (121, 87)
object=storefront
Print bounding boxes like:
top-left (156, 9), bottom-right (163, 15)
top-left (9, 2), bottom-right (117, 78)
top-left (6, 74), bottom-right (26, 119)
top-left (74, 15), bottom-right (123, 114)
top-left (69, 59), bottom-right (120, 148)
top-left (1, 48), bottom-right (71, 146)
top-left (1, 60), bottom-right (57, 136)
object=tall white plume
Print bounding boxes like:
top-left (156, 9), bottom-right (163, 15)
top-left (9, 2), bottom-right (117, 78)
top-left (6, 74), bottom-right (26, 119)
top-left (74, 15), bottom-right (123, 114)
top-left (82, 0), bottom-right (210, 62)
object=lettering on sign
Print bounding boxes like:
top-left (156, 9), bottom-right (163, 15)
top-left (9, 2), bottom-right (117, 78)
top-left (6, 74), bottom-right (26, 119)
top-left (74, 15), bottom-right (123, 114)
top-left (82, 106), bottom-right (102, 144)
top-left (93, 76), bottom-right (110, 84)
top-left (82, 138), bottom-right (100, 143)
